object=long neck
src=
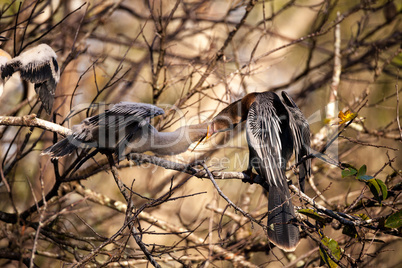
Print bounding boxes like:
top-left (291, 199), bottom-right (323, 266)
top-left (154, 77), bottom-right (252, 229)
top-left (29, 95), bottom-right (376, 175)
top-left (134, 123), bottom-right (208, 155)
top-left (213, 92), bottom-right (257, 131)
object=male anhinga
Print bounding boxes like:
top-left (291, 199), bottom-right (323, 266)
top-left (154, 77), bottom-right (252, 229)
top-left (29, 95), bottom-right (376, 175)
top-left (43, 102), bottom-right (208, 159)
top-left (0, 43), bottom-right (60, 114)
top-left (281, 91), bottom-right (311, 192)
top-left (206, 91), bottom-right (310, 251)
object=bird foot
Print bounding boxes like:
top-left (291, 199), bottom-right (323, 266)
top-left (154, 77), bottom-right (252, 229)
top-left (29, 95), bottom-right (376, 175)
top-left (242, 170), bottom-right (258, 184)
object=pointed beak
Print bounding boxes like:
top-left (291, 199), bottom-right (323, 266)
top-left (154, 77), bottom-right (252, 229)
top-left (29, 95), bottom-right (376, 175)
top-left (205, 124), bottom-right (212, 140)
top-left (192, 136), bottom-right (205, 152)
top-left (191, 123), bottom-right (213, 152)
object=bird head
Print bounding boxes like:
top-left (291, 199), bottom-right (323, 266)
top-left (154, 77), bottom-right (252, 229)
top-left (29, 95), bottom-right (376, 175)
top-left (207, 92), bottom-right (257, 139)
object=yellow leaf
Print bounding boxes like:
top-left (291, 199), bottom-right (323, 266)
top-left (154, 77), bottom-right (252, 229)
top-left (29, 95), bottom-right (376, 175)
top-left (338, 110), bottom-right (356, 125)
top-left (323, 118), bottom-right (332, 125)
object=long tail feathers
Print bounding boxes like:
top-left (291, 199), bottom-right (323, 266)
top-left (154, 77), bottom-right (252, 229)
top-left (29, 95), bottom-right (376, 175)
top-left (267, 184), bottom-right (300, 252)
top-left (298, 157), bottom-right (309, 193)
top-left (42, 137), bottom-right (78, 158)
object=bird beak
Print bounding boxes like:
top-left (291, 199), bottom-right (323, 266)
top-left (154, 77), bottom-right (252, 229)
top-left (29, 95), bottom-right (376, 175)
top-left (192, 136), bottom-right (205, 152)
top-left (191, 123), bottom-right (213, 152)
top-left (206, 125), bottom-right (211, 140)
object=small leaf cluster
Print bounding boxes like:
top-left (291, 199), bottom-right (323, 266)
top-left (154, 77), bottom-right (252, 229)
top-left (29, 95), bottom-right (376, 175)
top-left (342, 164), bottom-right (387, 204)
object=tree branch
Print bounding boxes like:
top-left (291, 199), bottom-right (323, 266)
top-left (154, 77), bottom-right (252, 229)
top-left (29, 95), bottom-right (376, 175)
top-left (0, 115), bottom-right (72, 136)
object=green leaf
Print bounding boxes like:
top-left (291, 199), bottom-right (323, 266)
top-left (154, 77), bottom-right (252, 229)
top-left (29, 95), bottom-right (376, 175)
top-left (367, 179), bottom-right (388, 204)
top-left (319, 236), bottom-right (341, 268)
top-left (376, 179), bottom-right (388, 200)
top-left (341, 163), bottom-right (358, 178)
top-left (328, 239), bottom-right (341, 260)
top-left (298, 209), bottom-right (327, 224)
top-left (342, 168), bottom-right (357, 178)
top-left (357, 175), bottom-right (374, 182)
top-left (368, 179), bottom-right (382, 203)
top-left (357, 165), bottom-right (367, 178)
top-left (385, 210), bottom-right (402, 228)
top-left (342, 164), bottom-right (388, 204)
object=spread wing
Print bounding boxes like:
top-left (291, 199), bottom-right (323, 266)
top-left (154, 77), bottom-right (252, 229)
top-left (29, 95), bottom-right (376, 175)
top-left (281, 91), bottom-right (311, 192)
top-left (246, 97), bottom-right (285, 187)
top-left (1, 44), bottom-right (60, 114)
top-left (108, 102), bottom-right (165, 157)
top-left (43, 102), bottom-right (164, 158)
top-left (88, 102), bottom-right (164, 127)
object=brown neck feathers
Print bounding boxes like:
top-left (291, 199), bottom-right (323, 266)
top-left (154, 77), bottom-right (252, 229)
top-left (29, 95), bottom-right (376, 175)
top-left (212, 92), bottom-right (257, 132)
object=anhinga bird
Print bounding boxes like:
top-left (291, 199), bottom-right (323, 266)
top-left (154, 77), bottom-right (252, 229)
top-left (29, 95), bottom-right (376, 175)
top-left (281, 91), bottom-right (311, 192)
top-left (206, 91), bottom-right (310, 251)
top-left (43, 102), bottom-right (208, 159)
top-left (0, 43), bottom-right (60, 114)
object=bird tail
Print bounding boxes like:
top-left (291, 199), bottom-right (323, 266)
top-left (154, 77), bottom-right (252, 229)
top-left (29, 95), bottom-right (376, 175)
top-left (35, 82), bottom-right (55, 114)
top-left (267, 184), bottom-right (300, 252)
top-left (298, 151), bottom-right (310, 193)
top-left (42, 137), bottom-right (78, 158)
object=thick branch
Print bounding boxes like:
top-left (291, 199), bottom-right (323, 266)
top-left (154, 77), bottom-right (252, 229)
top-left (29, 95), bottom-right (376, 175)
top-left (0, 115), bottom-right (72, 136)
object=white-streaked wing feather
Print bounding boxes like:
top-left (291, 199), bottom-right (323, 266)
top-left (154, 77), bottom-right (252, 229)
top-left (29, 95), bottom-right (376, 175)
top-left (91, 102), bottom-right (165, 127)
top-left (281, 91), bottom-right (311, 191)
top-left (246, 100), bottom-right (284, 187)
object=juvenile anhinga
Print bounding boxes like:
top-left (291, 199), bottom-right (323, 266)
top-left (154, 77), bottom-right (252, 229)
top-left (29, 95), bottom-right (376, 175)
top-left (0, 43), bottom-right (60, 114)
top-left (43, 102), bottom-right (208, 159)
top-left (207, 91), bottom-right (310, 251)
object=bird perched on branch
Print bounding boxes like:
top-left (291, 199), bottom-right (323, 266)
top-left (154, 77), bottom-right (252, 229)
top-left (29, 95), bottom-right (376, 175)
top-left (0, 43), bottom-right (60, 114)
top-left (281, 91), bottom-right (311, 192)
top-left (205, 91), bottom-right (311, 252)
top-left (42, 102), bottom-right (208, 160)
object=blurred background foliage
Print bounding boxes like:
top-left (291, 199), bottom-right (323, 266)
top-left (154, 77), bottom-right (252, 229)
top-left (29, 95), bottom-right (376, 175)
top-left (0, 0), bottom-right (401, 267)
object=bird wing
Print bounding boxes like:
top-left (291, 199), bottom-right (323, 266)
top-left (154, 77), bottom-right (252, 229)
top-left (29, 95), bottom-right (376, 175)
top-left (246, 97), bottom-right (285, 187)
top-left (109, 102), bottom-right (165, 157)
top-left (1, 44), bottom-right (60, 114)
top-left (108, 102), bottom-right (164, 119)
top-left (247, 93), bottom-right (300, 250)
top-left (78, 102), bottom-right (164, 157)
top-left (1, 60), bottom-right (21, 80)
top-left (281, 91), bottom-right (311, 192)
top-left (44, 102), bottom-right (165, 157)
top-left (90, 102), bottom-right (164, 127)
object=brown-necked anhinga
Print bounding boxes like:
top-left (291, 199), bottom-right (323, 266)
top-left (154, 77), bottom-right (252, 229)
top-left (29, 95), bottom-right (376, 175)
top-left (206, 91), bottom-right (310, 251)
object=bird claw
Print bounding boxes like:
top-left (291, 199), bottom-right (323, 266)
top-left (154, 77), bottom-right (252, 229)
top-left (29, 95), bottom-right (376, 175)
top-left (242, 169), bottom-right (258, 184)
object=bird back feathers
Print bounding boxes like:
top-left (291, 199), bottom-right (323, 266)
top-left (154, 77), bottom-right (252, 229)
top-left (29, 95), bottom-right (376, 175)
top-left (0, 44), bottom-right (60, 114)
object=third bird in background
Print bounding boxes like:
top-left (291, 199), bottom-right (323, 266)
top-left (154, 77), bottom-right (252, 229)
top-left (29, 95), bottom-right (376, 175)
top-left (0, 41), bottom-right (60, 114)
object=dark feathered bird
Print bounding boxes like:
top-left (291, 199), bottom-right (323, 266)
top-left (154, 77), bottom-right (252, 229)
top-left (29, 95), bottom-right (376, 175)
top-left (43, 102), bottom-right (164, 158)
top-left (281, 91), bottom-right (311, 192)
top-left (206, 91), bottom-right (310, 251)
top-left (42, 102), bottom-right (209, 159)
top-left (1, 44), bottom-right (60, 114)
